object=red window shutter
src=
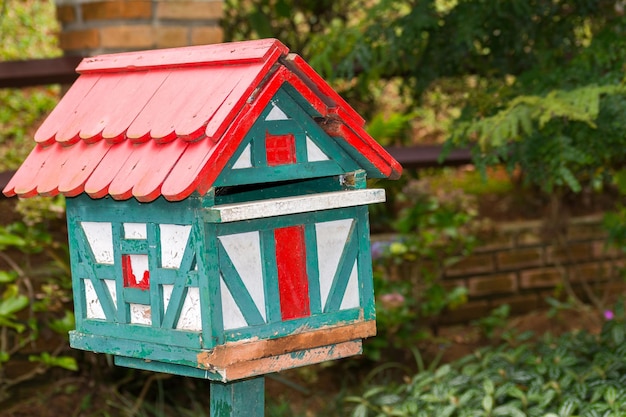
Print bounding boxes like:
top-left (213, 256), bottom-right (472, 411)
top-left (266, 132), bottom-right (296, 166)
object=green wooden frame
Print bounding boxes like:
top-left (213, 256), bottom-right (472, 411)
top-left (66, 192), bottom-right (376, 377)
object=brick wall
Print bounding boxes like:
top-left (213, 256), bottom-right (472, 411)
top-left (380, 214), bottom-right (625, 325)
top-left (54, 0), bottom-right (223, 56)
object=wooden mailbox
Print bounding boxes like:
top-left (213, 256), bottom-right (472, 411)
top-left (3, 39), bottom-right (402, 383)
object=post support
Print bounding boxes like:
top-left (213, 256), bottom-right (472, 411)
top-left (210, 377), bottom-right (265, 417)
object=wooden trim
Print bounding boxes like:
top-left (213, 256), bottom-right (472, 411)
top-left (197, 320), bottom-right (375, 369)
top-left (114, 340), bottom-right (362, 382)
top-left (205, 189), bottom-right (385, 223)
top-left (0, 56), bottom-right (82, 88)
top-left (220, 340), bottom-right (362, 381)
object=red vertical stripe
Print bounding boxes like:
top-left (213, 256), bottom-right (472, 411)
top-left (274, 226), bottom-right (310, 320)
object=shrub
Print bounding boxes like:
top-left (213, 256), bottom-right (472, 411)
top-left (348, 315), bottom-right (626, 416)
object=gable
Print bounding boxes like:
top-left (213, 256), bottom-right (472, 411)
top-left (3, 39), bottom-right (401, 202)
top-left (216, 86), bottom-right (361, 187)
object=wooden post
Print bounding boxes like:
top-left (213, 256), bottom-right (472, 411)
top-left (210, 377), bottom-right (265, 417)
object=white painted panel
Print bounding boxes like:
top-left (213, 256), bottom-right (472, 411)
top-left (220, 275), bottom-right (248, 330)
top-left (81, 222), bottom-right (114, 264)
top-left (124, 223), bottom-right (147, 239)
top-left (340, 261), bottom-right (360, 310)
top-left (306, 136), bottom-right (330, 162)
top-left (160, 224), bottom-right (192, 269)
top-left (177, 287), bottom-right (202, 331)
top-left (315, 219), bottom-right (353, 308)
top-left (84, 279), bottom-right (105, 319)
top-left (265, 103), bottom-right (289, 120)
top-left (127, 254), bottom-right (149, 287)
top-left (218, 231), bottom-right (266, 321)
top-left (162, 285), bottom-right (202, 331)
top-left (208, 189), bottom-right (386, 223)
top-left (130, 303), bottom-right (152, 325)
top-left (104, 279), bottom-right (117, 308)
top-left (232, 144), bottom-right (253, 169)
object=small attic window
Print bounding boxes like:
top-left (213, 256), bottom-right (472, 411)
top-left (266, 132), bottom-right (296, 166)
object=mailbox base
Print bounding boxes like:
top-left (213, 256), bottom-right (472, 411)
top-left (210, 377), bottom-right (264, 417)
top-left (70, 320), bottom-right (376, 382)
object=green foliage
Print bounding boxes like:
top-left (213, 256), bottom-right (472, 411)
top-left (450, 84), bottom-right (626, 193)
top-left (367, 179), bottom-right (482, 359)
top-left (0, 221), bottom-right (74, 401)
top-left (347, 313), bottom-right (626, 416)
top-left (223, 0), bottom-right (356, 54)
top-left (472, 304), bottom-right (511, 341)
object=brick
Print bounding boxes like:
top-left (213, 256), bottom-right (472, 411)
top-left (592, 240), bottom-right (623, 259)
top-left (440, 300), bottom-right (490, 325)
top-left (514, 230), bottom-right (546, 247)
top-left (497, 247), bottom-right (544, 270)
top-left (444, 253), bottom-right (495, 277)
top-left (492, 294), bottom-right (539, 315)
top-left (440, 278), bottom-right (466, 292)
top-left (59, 29), bottom-right (100, 51)
top-left (191, 26), bottom-right (223, 45)
top-left (82, 1), bottom-right (153, 21)
top-left (546, 242), bottom-right (593, 264)
top-left (570, 262), bottom-right (608, 283)
top-left (468, 274), bottom-right (517, 297)
top-left (155, 26), bottom-right (189, 48)
top-left (56, 5), bottom-right (76, 24)
top-left (567, 215), bottom-right (606, 241)
top-left (100, 25), bottom-right (154, 49)
top-left (474, 233), bottom-right (513, 252)
top-left (567, 226), bottom-right (606, 241)
top-left (157, 1), bottom-right (223, 20)
top-left (520, 267), bottom-right (562, 289)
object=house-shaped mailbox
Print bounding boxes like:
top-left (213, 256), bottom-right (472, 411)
top-left (4, 39), bottom-right (401, 382)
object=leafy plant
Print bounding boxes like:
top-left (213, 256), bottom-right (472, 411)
top-left (0, 221), bottom-right (75, 401)
top-left (348, 312), bottom-right (626, 416)
top-left (366, 178), bottom-right (484, 360)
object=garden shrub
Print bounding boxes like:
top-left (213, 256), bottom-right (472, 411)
top-left (366, 178), bottom-right (483, 360)
top-left (348, 314), bottom-right (626, 417)
top-left (0, 221), bottom-right (75, 401)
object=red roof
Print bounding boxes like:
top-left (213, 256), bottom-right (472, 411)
top-left (4, 39), bottom-right (401, 202)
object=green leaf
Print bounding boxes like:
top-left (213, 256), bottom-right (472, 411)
top-left (493, 405), bottom-right (526, 417)
top-left (483, 395), bottom-right (493, 413)
top-left (375, 394), bottom-right (401, 406)
top-left (352, 403), bottom-right (368, 417)
top-left (0, 294), bottom-right (28, 317)
top-left (483, 379), bottom-right (495, 395)
top-left (0, 233), bottom-right (26, 248)
top-left (50, 356), bottom-right (78, 371)
top-left (611, 325), bottom-right (625, 345)
top-left (0, 271), bottom-right (17, 283)
top-left (48, 310), bottom-right (75, 336)
top-left (248, 9), bottom-right (273, 38)
top-left (435, 364), bottom-right (451, 379)
top-left (275, 0), bottom-right (290, 18)
top-left (558, 398), bottom-right (577, 417)
top-left (29, 353), bottom-right (78, 371)
top-left (604, 386), bottom-right (617, 406)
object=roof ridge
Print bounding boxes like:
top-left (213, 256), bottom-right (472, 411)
top-left (76, 39), bottom-right (289, 74)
